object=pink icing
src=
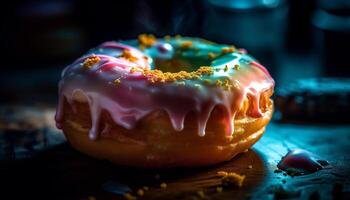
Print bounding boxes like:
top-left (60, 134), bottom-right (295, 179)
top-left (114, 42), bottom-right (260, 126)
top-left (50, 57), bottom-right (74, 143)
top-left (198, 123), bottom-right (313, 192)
top-left (55, 41), bottom-right (274, 140)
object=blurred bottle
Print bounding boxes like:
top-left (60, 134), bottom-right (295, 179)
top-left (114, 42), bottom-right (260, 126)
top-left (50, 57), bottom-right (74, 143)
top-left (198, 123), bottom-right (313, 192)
top-left (312, 0), bottom-right (350, 77)
top-left (203, 0), bottom-right (288, 76)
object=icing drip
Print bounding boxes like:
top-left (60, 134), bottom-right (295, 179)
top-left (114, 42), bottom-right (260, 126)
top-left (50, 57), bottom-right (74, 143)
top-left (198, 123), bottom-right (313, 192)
top-left (55, 38), bottom-right (274, 140)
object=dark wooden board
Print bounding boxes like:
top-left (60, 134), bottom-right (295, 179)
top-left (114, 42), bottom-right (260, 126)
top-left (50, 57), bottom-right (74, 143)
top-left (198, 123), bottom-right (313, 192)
top-left (0, 106), bottom-right (349, 200)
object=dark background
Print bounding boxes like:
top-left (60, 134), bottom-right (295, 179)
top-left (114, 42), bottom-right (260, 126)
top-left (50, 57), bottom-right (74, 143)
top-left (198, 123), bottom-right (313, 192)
top-left (1, 1), bottom-right (350, 199)
top-left (1, 0), bottom-right (350, 97)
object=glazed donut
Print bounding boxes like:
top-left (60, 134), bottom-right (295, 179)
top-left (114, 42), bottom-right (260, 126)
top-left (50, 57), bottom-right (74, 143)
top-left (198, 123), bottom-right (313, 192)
top-left (55, 34), bottom-right (274, 167)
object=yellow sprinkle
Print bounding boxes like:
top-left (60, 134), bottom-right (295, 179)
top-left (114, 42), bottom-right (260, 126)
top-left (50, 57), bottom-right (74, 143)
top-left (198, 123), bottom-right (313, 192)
top-left (121, 50), bottom-right (138, 62)
top-left (234, 64), bottom-right (240, 70)
top-left (137, 189), bottom-right (144, 196)
top-left (143, 186), bottom-right (149, 191)
top-left (222, 172), bottom-right (245, 187)
top-left (164, 35), bottom-right (171, 41)
top-left (223, 79), bottom-right (233, 91)
top-left (181, 41), bottom-right (193, 49)
top-left (224, 65), bottom-right (229, 71)
top-left (197, 190), bottom-right (206, 199)
top-left (221, 46), bottom-right (236, 54)
top-left (141, 66), bottom-right (213, 83)
top-left (123, 193), bottom-right (137, 200)
top-left (215, 80), bottom-right (222, 87)
top-left (208, 52), bottom-right (216, 59)
top-left (175, 34), bottom-right (182, 39)
top-left (160, 182), bottom-right (167, 189)
top-left (130, 67), bottom-right (138, 73)
top-left (88, 196), bottom-right (96, 200)
top-left (216, 187), bottom-right (223, 193)
top-left (217, 171), bottom-right (228, 177)
top-left (138, 34), bottom-right (156, 47)
top-left (83, 55), bottom-right (100, 69)
top-left (114, 78), bottom-right (121, 86)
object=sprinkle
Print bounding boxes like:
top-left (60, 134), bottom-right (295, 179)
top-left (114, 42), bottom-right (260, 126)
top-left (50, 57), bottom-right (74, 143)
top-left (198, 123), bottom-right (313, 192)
top-left (123, 193), bottom-right (137, 200)
top-left (175, 34), bottom-right (182, 39)
top-left (83, 55), bottom-right (100, 69)
top-left (181, 41), bottom-right (193, 49)
top-left (130, 67), bottom-right (138, 74)
top-left (223, 79), bottom-right (233, 91)
top-left (142, 186), bottom-right (149, 191)
top-left (217, 171), bottom-right (228, 177)
top-left (208, 52), bottom-right (216, 59)
top-left (216, 187), bottom-right (223, 193)
top-left (164, 35), bottom-right (171, 41)
top-left (234, 64), bottom-right (240, 70)
top-left (142, 66), bottom-right (213, 83)
top-left (215, 80), bottom-right (222, 87)
top-left (197, 190), bottom-right (206, 199)
top-left (121, 50), bottom-right (138, 62)
top-left (221, 46), bottom-right (236, 54)
top-left (248, 165), bottom-right (253, 169)
top-left (224, 65), bottom-right (229, 71)
top-left (160, 182), bottom-right (167, 189)
top-left (138, 34), bottom-right (156, 47)
top-left (222, 172), bottom-right (245, 187)
top-left (114, 78), bottom-right (121, 86)
top-left (137, 189), bottom-right (144, 196)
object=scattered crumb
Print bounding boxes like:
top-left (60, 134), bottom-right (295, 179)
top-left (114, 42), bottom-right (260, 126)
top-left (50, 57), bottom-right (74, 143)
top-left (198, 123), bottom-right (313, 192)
top-left (160, 182), bottom-right (167, 189)
top-left (83, 55), bottom-right (100, 69)
top-left (222, 172), bottom-right (245, 187)
top-left (197, 190), bottom-right (206, 199)
top-left (137, 189), bottom-right (144, 196)
top-left (234, 64), bottom-right (240, 70)
top-left (123, 193), bottom-right (137, 200)
top-left (217, 171), bottom-right (228, 177)
top-left (216, 187), bottom-right (223, 193)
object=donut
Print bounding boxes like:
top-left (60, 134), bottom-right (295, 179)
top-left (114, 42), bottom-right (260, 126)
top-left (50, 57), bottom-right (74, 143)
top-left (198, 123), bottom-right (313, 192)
top-left (55, 34), bottom-right (274, 167)
top-left (275, 78), bottom-right (350, 123)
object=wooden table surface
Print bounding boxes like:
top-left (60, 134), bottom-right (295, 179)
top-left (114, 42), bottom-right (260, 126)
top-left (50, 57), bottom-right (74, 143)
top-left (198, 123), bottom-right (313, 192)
top-left (0, 106), bottom-right (349, 200)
